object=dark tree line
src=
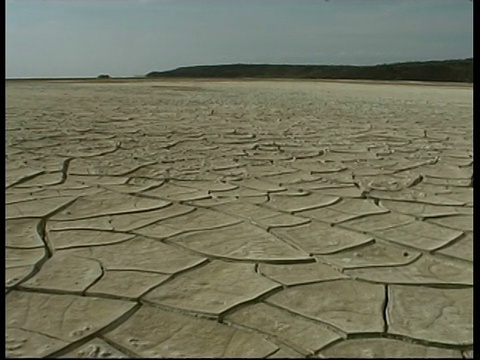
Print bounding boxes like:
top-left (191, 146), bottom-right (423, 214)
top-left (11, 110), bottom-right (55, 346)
top-left (147, 58), bottom-right (473, 83)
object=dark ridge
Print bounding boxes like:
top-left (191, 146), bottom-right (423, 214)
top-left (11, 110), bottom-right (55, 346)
top-left (146, 58), bottom-right (473, 83)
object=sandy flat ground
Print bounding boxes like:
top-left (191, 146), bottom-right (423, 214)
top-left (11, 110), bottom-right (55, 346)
top-left (5, 79), bottom-right (473, 358)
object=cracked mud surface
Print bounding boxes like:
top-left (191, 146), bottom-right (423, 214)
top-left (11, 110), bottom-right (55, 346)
top-left (6, 79), bottom-right (473, 358)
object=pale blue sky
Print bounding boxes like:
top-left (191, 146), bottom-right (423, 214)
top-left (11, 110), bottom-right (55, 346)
top-left (6, 0), bottom-right (473, 78)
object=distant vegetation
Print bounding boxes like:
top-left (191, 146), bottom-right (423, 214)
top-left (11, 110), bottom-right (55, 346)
top-left (146, 58), bottom-right (473, 83)
top-left (97, 74), bottom-right (111, 79)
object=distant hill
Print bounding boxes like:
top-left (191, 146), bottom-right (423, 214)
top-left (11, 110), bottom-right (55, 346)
top-left (146, 58), bottom-right (473, 83)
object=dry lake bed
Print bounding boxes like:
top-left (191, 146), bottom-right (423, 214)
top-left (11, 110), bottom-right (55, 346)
top-left (5, 79), bottom-right (473, 358)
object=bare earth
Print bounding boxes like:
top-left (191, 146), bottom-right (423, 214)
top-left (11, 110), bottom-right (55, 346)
top-left (5, 79), bottom-right (473, 358)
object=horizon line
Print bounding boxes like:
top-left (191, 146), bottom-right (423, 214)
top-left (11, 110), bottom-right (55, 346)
top-left (6, 56), bottom-right (473, 80)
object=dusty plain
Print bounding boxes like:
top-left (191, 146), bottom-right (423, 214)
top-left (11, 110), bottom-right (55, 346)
top-left (5, 79), bottom-right (473, 358)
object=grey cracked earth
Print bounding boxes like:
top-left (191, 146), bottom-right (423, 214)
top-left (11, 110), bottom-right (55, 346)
top-left (5, 79), bottom-right (473, 358)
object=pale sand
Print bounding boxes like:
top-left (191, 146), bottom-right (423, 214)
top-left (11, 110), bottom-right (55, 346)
top-left (6, 79), bottom-right (472, 358)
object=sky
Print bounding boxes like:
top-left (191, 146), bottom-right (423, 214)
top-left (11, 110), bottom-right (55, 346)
top-left (5, 0), bottom-right (474, 78)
